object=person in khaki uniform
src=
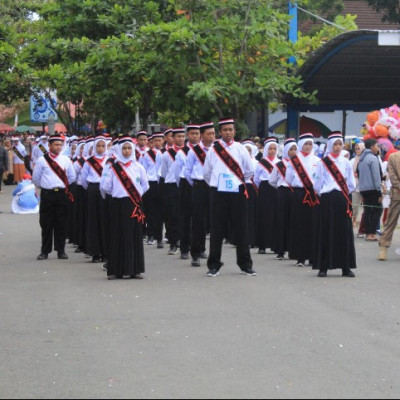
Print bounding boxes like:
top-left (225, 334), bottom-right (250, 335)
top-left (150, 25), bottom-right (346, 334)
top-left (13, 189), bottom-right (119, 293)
top-left (379, 150), bottom-right (400, 260)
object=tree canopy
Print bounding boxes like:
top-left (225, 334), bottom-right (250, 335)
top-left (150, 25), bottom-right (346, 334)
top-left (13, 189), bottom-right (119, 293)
top-left (0, 0), bottom-right (358, 135)
top-left (363, 0), bottom-right (400, 25)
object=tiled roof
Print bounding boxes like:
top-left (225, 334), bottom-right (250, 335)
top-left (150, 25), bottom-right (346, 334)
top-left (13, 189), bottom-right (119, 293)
top-left (300, 0), bottom-right (398, 33)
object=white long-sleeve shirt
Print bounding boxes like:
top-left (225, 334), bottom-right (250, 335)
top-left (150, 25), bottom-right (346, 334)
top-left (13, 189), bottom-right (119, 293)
top-left (100, 160), bottom-right (149, 198)
top-left (314, 154), bottom-right (356, 195)
top-left (160, 147), bottom-right (181, 184)
top-left (12, 144), bottom-right (27, 165)
top-left (32, 154), bottom-right (76, 189)
top-left (79, 156), bottom-right (107, 189)
top-left (183, 142), bottom-right (211, 185)
top-left (203, 140), bottom-right (255, 188)
top-left (286, 152), bottom-right (320, 189)
top-left (253, 156), bottom-right (280, 187)
top-left (269, 158), bottom-right (291, 189)
top-left (141, 149), bottom-right (162, 182)
top-left (174, 145), bottom-right (194, 185)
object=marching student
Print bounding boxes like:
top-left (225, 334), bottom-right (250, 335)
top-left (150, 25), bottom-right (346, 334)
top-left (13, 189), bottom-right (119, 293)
top-left (286, 133), bottom-right (321, 267)
top-left (135, 131), bottom-right (149, 162)
top-left (31, 135), bottom-right (49, 169)
top-left (254, 137), bottom-right (280, 255)
top-left (100, 135), bottom-right (149, 280)
top-left (174, 125), bottom-right (201, 260)
top-left (269, 138), bottom-right (298, 260)
top-left (160, 128), bottom-right (185, 255)
top-left (79, 135), bottom-right (109, 263)
top-left (141, 132), bottom-right (164, 248)
top-left (203, 118), bottom-right (256, 277)
top-left (32, 134), bottom-right (76, 260)
top-left (313, 132), bottom-right (357, 277)
top-left (184, 122), bottom-right (215, 267)
top-left (241, 139), bottom-right (259, 249)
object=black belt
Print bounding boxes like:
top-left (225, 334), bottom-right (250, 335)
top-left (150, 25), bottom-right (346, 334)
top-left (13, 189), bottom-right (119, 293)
top-left (42, 187), bottom-right (65, 192)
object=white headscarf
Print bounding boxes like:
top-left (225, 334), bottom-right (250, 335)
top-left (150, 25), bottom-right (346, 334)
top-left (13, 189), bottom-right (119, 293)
top-left (83, 137), bottom-right (94, 159)
top-left (297, 134), bottom-right (314, 153)
top-left (116, 136), bottom-right (135, 164)
top-left (92, 135), bottom-right (108, 158)
top-left (282, 138), bottom-right (298, 160)
top-left (263, 138), bottom-right (279, 158)
top-left (326, 134), bottom-right (344, 155)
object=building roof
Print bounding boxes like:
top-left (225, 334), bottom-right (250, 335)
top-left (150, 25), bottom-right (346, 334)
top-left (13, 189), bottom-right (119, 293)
top-left (300, 0), bottom-right (397, 33)
top-left (293, 30), bottom-right (400, 112)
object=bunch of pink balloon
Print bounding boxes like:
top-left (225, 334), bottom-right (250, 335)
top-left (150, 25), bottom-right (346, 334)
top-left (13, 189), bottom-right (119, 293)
top-left (362, 104), bottom-right (400, 141)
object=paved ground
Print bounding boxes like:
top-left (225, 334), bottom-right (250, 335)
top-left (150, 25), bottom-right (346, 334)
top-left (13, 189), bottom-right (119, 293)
top-left (1, 184), bottom-right (400, 399)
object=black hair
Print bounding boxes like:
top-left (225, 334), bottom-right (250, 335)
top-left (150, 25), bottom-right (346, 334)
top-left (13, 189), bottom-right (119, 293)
top-left (364, 138), bottom-right (377, 149)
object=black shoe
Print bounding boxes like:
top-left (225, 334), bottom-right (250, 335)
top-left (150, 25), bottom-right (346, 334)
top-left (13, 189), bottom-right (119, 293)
top-left (92, 256), bottom-right (102, 263)
top-left (157, 241), bottom-right (164, 249)
top-left (296, 260), bottom-right (306, 267)
top-left (240, 268), bottom-right (257, 276)
top-left (342, 269), bottom-right (355, 278)
top-left (102, 263), bottom-right (108, 271)
top-left (275, 254), bottom-right (284, 260)
top-left (258, 249), bottom-right (266, 255)
top-left (168, 246), bottom-right (178, 255)
top-left (37, 253), bottom-right (48, 261)
top-left (180, 252), bottom-right (190, 260)
top-left (206, 269), bottom-right (220, 277)
top-left (58, 252), bottom-right (69, 260)
top-left (318, 271), bottom-right (327, 278)
top-left (191, 258), bottom-right (201, 267)
top-left (75, 247), bottom-right (84, 253)
top-left (200, 252), bottom-right (208, 259)
top-left (146, 237), bottom-right (155, 245)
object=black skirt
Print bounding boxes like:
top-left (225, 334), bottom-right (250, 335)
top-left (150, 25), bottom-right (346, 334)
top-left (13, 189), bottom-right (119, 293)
top-left (273, 186), bottom-right (293, 256)
top-left (288, 188), bottom-right (320, 262)
top-left (313, 190), bottom-right (357, 271)
top-left (256, 181), bottom-right (277, 250)
top-left (108, 197), bottom-right (145, 277)
top-left (68, 183), bottom-right (78, 244)
top-left (76, 185), bottom-right (87, 252)
top-left (86, 183), bottom-right (107, 257)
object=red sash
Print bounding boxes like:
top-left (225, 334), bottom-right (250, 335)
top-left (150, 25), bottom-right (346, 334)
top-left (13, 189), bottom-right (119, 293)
top-left (213, 141), bottom-right (248, 198)
top-left (167, 148), bottom-right (177, 161)
top-left (259, 158), bottom-right (274, 174)
top-left (135, 149), bottom-right (141, 161)
top-left (322, 156), bottom-right (353, 218)
top-left (276, 161), bottom-right (294, 192)
top-left (290, 155), bottom-right (319, 207)
top-left (193, 145), bottom-right (207, 165)
top-left (147, 149), bottom-right (157, 163)
top-left (87, 157), bottom-right (104, 177)
top-left (44, 154), bottom-right (74, 202)
top-left (39, 144), bottom-right (48, 155)
top-left (13, 147), bottom-right (25, 162)
top-left (111, 162), bottom-right (145, 223)
top-left (77, 157), bottom-right (85, 168)
top-left (106, 156), bottom-right (115, 165)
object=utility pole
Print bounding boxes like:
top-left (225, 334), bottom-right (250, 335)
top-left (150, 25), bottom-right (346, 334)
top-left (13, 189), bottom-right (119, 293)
top-left (287, 1), bottom-right (299, 139)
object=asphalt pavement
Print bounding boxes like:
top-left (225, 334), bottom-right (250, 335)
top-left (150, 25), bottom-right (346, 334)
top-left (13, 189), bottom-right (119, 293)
top-left (1, 184), bottom-right (400, 399)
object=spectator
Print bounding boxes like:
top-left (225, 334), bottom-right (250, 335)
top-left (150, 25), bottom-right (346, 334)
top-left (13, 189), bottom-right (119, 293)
top-left (0, 138), bottom-right (10, 193)
top-left (358, 138), bottom-right (383, 241)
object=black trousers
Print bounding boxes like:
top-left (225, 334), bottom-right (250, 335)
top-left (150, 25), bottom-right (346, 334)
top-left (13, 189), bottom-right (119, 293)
top-left (0, 168), bottom-right (3, 191)
top-left (208, 187), bottom-right (253, 271)
top-left (179, 179), bottom-right (193, 253)
top-left (144, 181), bottom-right (163, 242)
top-left (164, 183), bottom-right (179, 247)
top-left (190, 180), bottom-right (210, 259)
top-left (361, 190), bottom-right (383, 235)
top-left (39, 189), bottom-right (69, 254)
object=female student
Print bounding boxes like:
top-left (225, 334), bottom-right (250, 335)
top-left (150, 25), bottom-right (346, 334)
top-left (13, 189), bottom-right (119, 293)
top-left (254, 137), bottom-right (280, 254)
top-left (313, 132), bottom-right (357, 277)
top-left (286, 133), bottom-right (320, 267)
top-left (79, 135), bottom-right (109, 263)
top-left (100, 135), bottom-right (149, 280)
top-left (269, 138), bottom-right (298, 260)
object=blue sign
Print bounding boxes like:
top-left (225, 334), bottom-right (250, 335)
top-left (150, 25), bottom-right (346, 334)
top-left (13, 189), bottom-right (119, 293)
top-left (30, 90), bottom-right (58, 123)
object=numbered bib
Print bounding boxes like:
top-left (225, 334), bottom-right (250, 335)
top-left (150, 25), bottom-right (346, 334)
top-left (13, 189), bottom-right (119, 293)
top-left (218, 173), bottom-right (240, 193)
